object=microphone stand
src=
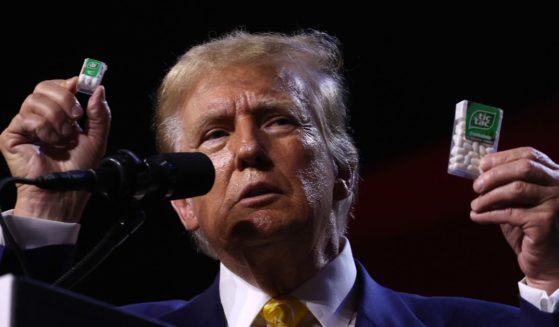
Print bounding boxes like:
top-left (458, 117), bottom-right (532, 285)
top-left (1, 148), bottom-right (214, 290)
top-left (51, 149), bottom-right (150, 289)
top-left (0, 150), bottom-right (149, 290)
top-left (53, 198), bottom-right (146, 290)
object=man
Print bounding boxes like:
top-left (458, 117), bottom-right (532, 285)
top-left (1, 30), bottom-right (559, 326)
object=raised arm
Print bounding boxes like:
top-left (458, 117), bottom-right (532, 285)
top-left (0, 77), bottom-right (111, 223)
top-left (471, 147), bottom-right (559, 295)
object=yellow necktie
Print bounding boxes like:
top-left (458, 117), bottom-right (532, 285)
top-left (260, 296), bottom-right (309, 327)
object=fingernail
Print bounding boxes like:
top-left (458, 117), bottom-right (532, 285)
top-left (473, 176), bottom-right (484, 192)
top-left (87, 86), bottom-right (106, 109)
top-left (471, 198), bottom-right (478, 210)
top-left (72, 100), bottom-right (84, 118)
top-left (479, 156), bottom-right (490, 171)
top-left (98, 85), bottom-right (106, 100)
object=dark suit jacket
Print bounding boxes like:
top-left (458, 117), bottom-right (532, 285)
top-left (1, 244), bottom-right (558, 326)
top-left (122, 261), bottom-right (559, 326)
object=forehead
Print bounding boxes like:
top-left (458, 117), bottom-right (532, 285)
top-left (181, 64), bottom-right (308, 117)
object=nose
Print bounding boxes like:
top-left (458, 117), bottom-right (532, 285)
top-left (232, 118), bottom-right (271, 170)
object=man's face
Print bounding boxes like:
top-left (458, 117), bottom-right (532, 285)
top-left (172, 63), bottom-right (340, 259)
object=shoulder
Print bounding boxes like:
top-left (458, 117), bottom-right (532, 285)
top-left (354, 261), bottom-right (519, 326)
top-left (119, 277), bottom-right (224, 325)
top-left (397, 291), bottom-right (518, 322)
top-left (121, 299), bottom-right (190, 320)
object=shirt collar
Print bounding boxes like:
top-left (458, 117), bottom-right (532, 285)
top-left (219, 237), bottom-right (357, 327)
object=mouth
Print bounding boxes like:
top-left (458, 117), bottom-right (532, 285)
top-left (238, 182), bottom-right (282, 207)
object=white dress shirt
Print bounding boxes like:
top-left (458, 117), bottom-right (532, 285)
top-left (219, 237), bottom-right (357, 327)
top-left (519, 278), bottom-right (559, 312)
top-left (0, 210), bottom-right (80, 249)
top-left (1, 213), bottom-right (558, 317)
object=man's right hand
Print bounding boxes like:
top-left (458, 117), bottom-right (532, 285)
top-left (0, 77), bottom-right (111, 223)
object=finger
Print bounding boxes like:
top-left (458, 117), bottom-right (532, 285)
top-left (471, 208), bottom-right (557, 243)
top-left (24, 93), bottom-right (80, 138)
top-left (480, 147), bottom-right (559, 173)
top-left (14, 112), bottom-right (65, 146)
top-left (474, 158), bottom-right (559, 194)
top-left (32, 77), bottom-right (84, 120)
top-left (471, 181), bottom-right (558, 213)
top-left (470, 208), bottom-right (524, 225)
top-left (62, 76), bottom-right (79, 94)
top-left (83, 86), bottom-right (111, 142)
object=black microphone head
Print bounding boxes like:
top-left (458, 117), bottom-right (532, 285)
top-left (29, 150), bottom-right (215, 202)
top-left (143, 152), bottom-right (215, 200)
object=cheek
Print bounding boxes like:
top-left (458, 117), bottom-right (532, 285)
top-left (293, 132), bottom-right (335, 207)
top-left (207, 150), bottom-right (238, 201)
top-left (192, 150), bottom-right (234, 230)
top-left (208, 149), bottom-right (232, 172)
top-left (296, 155), bottom-right (334, 208)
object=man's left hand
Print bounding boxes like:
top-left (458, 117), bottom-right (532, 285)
top-left (471, 147), bottom-right (559, 295)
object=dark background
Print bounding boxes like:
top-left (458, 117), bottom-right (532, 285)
top-left (1, 4), bottom-right (558, 307)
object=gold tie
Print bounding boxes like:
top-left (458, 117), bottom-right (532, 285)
top-left (260, 296), bottom-right (309, 327)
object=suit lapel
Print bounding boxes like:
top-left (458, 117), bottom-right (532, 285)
top-left (354, 261), bottom-right (424, 327)
top-left (159, 260), bottom-right (425, 326)
top-left (160, 276), bottom-right (226, 327)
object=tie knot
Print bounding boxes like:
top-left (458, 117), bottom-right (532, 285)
top-left (260, 296), bottom-right (309, 327)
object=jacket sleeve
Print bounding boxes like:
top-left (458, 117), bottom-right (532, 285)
top-left (0, 243), bottom-right (76, 283)
top-left (0, 213), bottom-right (79, 283)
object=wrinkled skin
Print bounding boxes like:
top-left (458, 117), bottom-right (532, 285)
top-left (471, 147), bottom-right (559, 294)
top-left (0, 77), bottom-right (110, 222)
top-left (170, 64), bottom-right (350, 295)
top-left (3, 66), bottom-right (559, 298)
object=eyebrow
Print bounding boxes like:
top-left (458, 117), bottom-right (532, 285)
top-left (189, 96), bottom-right (298, 134)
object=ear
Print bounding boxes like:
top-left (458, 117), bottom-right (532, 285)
top-left (171, 199), bottom-right (200, 231)
top-left (333, 163), bottom-right (352, 201)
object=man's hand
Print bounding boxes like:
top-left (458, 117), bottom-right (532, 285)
top-left (0, 77), bottom-right (111, 223)
top-left (471, 147), bottom-right (559, 295)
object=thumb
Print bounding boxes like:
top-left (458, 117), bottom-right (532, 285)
top-left (63, 76), bottom-right (79, 92)
top-left (84, 86), bottom-right (111, 141)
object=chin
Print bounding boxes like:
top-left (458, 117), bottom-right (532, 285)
top-left (226, 214), bottom-right (307, 248)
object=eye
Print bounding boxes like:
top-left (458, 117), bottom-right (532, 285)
top-left (203, 129), bottom-right (228, 142)
top-left (270, 117), bottom-right (293, 126)
top-left (265, 116), bottom-right (298, 128)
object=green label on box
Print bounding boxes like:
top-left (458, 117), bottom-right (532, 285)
top-left (82, 58), bottom-right (103, 77)
top-left (465, 102), bottom-right (502, 143)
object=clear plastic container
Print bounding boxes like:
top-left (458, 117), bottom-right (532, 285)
top-left (77, 58), bottom-right (108, 95)
top-left (448, 100), bottom-right (503, 179)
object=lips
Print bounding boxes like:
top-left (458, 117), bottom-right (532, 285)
top-left (238, 182), bottom-right (282, 205)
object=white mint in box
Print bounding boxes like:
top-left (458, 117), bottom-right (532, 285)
top-left (77, 58), bottom-right (108, 95)
top-left (448, 100), bottom-right (503, 179)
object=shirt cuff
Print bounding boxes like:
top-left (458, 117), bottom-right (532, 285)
top-left (1, 210), bottom-right (80, 249)
top-left (518, 278), bottom-right (559, 313)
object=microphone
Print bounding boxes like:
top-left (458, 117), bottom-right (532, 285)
top-left (30, 149), bottom-right (215, 201)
